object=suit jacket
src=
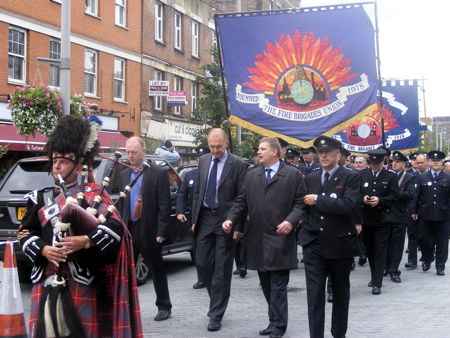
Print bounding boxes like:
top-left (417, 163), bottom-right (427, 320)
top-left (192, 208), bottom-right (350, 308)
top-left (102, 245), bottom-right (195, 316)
top-left (191, 152), bottom-right (248, 231)
top-left (118, 163), bottom-right (171, 250)
top-left (359, 167), bottom-right (399, 226)
top-left (299, 161), bottom-right (321, 175)
top-left (299, 166), bottom-right (361, 259)
top-left (391, 170), bottom-right (416, 222)
top-left (414, 170), bottom-right (450, 221)
top-left (227, 161), bottom-right (306, 271)
top-left (176, 168), bottom-right (197, 215)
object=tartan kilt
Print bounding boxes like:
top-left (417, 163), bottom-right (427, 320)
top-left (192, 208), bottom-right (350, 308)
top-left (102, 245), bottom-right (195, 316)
top-left (29, 275), bottom-right (98, 338)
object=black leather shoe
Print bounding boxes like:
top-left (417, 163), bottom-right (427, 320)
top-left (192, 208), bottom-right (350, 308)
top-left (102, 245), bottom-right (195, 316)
top-left (437, 269), bottom-right (445, 276)
top-left (233, 269), bottom-right (240, 275)
top-left (193, 281), bottom-right (206, 289)
top-left (372, 286), bottom-right (381, 295)
top-left (327, 293), bottom-right (333, 303)
top-left (390, 274), bottom-right (402, 283)
top-left (239, 268), bottom-right (247, 278)
top-left (154, 309), bottom-right (171, 321)
top-left (422, 262), bottom-right (431, 272)
top-left (368, 280), bottom-right (373, 287)
top-left (358, 257), bottom-right (367, 266)
top-left (207, 319), bottom-right (221, 331)
top-left (259, 327), bottom-right (272, 336)
top-left (405, 262), bottom-right (417, 269)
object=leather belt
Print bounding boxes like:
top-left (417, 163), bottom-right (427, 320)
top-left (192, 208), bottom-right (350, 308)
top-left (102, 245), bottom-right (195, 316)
top-left (201, 206), bottom-right (219, 213)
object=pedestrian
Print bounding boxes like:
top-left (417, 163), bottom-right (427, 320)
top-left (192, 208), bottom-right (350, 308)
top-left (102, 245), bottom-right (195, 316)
top-left (118, 136), bottom-right (173, 321)
top-left (298, 136), bottom-right (361, 338)
top-left (155, 140), bottom-right (181, 163)
top-left (412, 150), bottom-right (450, 275)
top-left (223, 137), bottom-right (306, 338)
top-left (360, 148), bottom-right (398, 295)
top-left (191, 128), bottom-right (248, 331)
top-left (176, 145), bottom-right (209, 289)
top-left (299, 146), bottom-right (321, 175)
top-left (18, 115), bottom-right (142, 337)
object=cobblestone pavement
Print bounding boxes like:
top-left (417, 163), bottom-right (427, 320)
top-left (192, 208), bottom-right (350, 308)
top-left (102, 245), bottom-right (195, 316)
top-left (15, 246), bottom-right (450, 337)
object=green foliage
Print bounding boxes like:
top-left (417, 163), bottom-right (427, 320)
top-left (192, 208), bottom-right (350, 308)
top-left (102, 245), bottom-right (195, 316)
top-left (0, 144), bottom-right (7, 160)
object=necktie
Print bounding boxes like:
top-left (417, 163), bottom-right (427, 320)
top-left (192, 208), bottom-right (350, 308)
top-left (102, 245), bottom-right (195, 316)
top-left (323, 172), bottom-right (330, 187)
top-left (205, 158), bottom-right (220, 207)
top-left (433, 172), bottom-right (438, 180)
top-left (265, 168), bottom-right (272, 183)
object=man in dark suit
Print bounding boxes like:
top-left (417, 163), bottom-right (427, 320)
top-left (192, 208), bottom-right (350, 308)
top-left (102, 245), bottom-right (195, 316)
top-left (360, 149), bottom-right (398, 295)
top-left (191, 128), bottom-right (248, 331)
top-left (412, 150), bottom-right (450, 275)
top-left (176, 146), bottom-right (209, 289)
top-left (223, 137), bottom-right (306, 338)
top-left (299, 136), bottom-right (361, 338)
top-left (385, 151), bottom-right (415, 283)
top-left (118, 136), bottom-right (172, 321)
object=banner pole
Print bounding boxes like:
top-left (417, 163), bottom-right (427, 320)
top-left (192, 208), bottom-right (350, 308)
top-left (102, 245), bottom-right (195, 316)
top-left (214, 17), bottom-right (233, 152)
top-left (374, 0), bottom-right (386, 148)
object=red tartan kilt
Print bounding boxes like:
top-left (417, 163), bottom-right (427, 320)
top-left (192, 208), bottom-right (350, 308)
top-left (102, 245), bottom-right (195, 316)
top-left (29, 276), bottom-right (98, 338)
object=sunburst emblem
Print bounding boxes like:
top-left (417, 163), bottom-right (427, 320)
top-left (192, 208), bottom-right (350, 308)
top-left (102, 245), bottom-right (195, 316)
top-left (244, 31), bottom-right (356, 112)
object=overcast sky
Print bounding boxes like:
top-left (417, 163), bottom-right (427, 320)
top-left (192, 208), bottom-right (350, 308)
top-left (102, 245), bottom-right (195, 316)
top-left (299, 0), bottom-right (449, 118)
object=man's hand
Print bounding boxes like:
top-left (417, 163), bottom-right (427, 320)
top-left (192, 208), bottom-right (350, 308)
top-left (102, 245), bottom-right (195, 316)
top-left (411, 214), bottom-right (419, 221)
top-left (233, 231), bottom-right (244, 240)
top-left (156, 236), bottom-right (166, 243)
top-left (41, 245), bottom-right (67, 267)
top-left (304, 194), bottom-right (318, 206)
top-left (177, 214), bottom-right (187, 223)
top-left (56, 235), bottom-right (89, 254)
top-left (355, 224), bottom-right (362, 234)
top-left (367, 196), bottom-right (379, 207)
top-left (276, 220), bottom-right (293, 234)
top-left (363, 195), bottom-right (371, 205)
top-left (191, 224), bottom-right (196, 232)
top-left (222, 220), bottom-right (233, 233)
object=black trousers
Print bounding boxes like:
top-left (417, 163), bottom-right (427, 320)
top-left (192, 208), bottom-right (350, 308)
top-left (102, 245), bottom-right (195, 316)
top-left (234, 236), bottom-right (247, 270)
top-left (386, 224), bottom-right (407, 275)
top-left (303, 242), bottom-right (353, 338)
top-left (407, 219), bottom-right (419, 265)
top-left (258, 270), bottom-right (290, 336)
top-left (128, 220), bottom-right (172, 311)
top-left (419, 220), bottom-right (450, 269)
top-left (363, 225), bottom-right (391, 288)
top-left (196, 208), bottom-right (235, 321)
top-left (192, 235), bottom-right (203, 283)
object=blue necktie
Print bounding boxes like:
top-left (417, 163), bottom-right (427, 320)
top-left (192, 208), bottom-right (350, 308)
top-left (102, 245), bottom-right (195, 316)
top-left (265, 168), bottom-right (272, 183)
top-left (323, 172), bottom-right (330, 187)
top-left (205, 158), bottom-right (220, 207)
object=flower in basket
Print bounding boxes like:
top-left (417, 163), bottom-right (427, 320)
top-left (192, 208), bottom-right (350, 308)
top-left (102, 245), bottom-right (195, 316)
top-left (9, 84), bottom-right (61, 137)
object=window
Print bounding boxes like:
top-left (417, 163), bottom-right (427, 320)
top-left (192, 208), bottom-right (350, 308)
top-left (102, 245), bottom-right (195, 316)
top-left (191, 21), bottom-right (199, 58)
top-left (115, 0), bottom-right (126, 26)
top-left (8, 27), bottom-right (26, 83)
top-left (174, 12), bottom-right (182, 50)
top-left (173, 76), bottom-right (182, 115)
top-left (85, 0), bottom-right (98, 16)
top-left (155, 2), bottom-right (164, 42)
top-left (84, 50), bottom-right (97, 95)
top-left (114, 58), bottom-right (125, 101)
top-left (153, 70), bottom-right (163, 110)
top-left (191, 82), bottom-right (198, 113)
top-left (49, 40), bottom-right (61, 87)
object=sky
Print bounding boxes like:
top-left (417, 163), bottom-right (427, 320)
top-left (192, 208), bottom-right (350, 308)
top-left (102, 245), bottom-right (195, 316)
top-left (300, 0), bottom-right (450, 118)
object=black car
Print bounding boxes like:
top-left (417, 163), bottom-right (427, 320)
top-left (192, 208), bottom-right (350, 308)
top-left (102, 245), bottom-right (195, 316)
top-left (0, 155), bottom-right (193, 284)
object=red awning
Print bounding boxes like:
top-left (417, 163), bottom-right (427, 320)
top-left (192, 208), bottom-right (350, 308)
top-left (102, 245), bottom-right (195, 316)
top-left (0, 123), bottom-right (127, 152)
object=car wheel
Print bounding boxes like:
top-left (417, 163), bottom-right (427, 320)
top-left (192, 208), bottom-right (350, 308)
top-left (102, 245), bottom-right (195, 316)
top-left (135, 253), bottom-right (150, 286)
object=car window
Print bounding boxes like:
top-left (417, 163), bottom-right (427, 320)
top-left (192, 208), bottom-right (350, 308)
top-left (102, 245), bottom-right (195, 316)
top-left (1, 160), bottom-right (53, 194)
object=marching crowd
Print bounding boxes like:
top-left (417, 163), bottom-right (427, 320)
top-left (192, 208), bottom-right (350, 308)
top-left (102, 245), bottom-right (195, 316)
top-left (17, 116), bottom-right (449, 338)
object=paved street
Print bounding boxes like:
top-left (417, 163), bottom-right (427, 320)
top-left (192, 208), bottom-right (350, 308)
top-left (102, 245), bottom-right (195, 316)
top-left (14, 246), bottom-right (450, 337)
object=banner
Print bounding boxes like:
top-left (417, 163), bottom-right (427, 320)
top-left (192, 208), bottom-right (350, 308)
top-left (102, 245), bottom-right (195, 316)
top-left (334, 80), bottom-right (420, 153)
top-left (215, 5), bottom-right (378, 145)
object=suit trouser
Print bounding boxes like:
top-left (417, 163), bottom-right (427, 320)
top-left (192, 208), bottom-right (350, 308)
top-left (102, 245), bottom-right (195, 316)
top-left (363, 225), bottom-right (391, 288)
top-left (407, 219), bottom-right (419, 265)
top-left (418, 220), bottom-right (450, 269)
top-left (192, 235), bottom-right (203, 283)
top-left (303, 242), bottom-right (353, 338)
top-left (234, 236), bottom-right (247, 270)
top-left (196, 208), bottom-right (235, 321)
top-left (258, 270), bottom-right (290, 336)
top-left (386, 224), bottom-right (406, 275)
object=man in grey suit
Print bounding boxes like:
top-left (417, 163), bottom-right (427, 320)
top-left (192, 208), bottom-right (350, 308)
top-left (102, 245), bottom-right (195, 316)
top-left (223, 137), bottom-right (306, 338)
top-left (191, 128), bottom-right (248, 331)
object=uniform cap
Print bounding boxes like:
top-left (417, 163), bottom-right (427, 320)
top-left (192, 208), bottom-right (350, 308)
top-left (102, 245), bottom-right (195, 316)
top-left (391, 151), bottom-right (408, 162)
top-left (367, 149), bottom-right (387, 164)
top-left (313, 136), bottom-right (341, 152)
top-left (340, 146), bottom-right (351, 157)
top-left (286, 148), bottom-right (300, 157)
top-left (427, 150), bottom-right (445, 161)
top-left (276, 137), bottom-right (289, 148)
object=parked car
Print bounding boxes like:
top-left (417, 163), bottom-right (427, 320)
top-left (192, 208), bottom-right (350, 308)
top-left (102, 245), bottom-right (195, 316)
top-left (0, 154), bottom-right (193, 285)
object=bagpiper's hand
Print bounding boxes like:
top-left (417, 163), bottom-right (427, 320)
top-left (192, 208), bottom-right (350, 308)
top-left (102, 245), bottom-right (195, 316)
top-left (42, 245), bottom-right (67, 267)
top-left (56, 235), bottom-right (90, 254)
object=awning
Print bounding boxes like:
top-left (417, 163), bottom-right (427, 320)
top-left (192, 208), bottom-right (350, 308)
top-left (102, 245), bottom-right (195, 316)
top-left (0, 123), bottom-right (127, 152)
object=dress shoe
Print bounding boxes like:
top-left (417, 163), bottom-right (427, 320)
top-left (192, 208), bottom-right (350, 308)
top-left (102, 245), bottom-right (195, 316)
top-left (207, 319), bottom-right (222, 331)
top-left (270, 334), bottom-right (283, 338)
top-left (154, 309), bottom-right (171, 321)
top-left (390, 274), bottom-right (402, 283)
top-left (239, 268), bottom-right (247, 278)
top-left (422, 261), bottom-right (431, 272)
top-left (383, 270), bottom-right (388, 277)
top-left (327, 293), bottom-right (333, 303)
top-left (405, 262), bottom-right (417, 269)
top-left (372, 286), bottom-right (381, 295)
top-left (437, 269), bottom-right (445, 276)
top-left (259, 327), bottom-right (272, 336)
top-left (368, 280), bottom-right (373, 287)
top-left (358, 257), bottom-right (367, 266)
top-left (193, 281), bottom-right (206, 289)
top-left (233, 269), bottom-right (240, 275)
